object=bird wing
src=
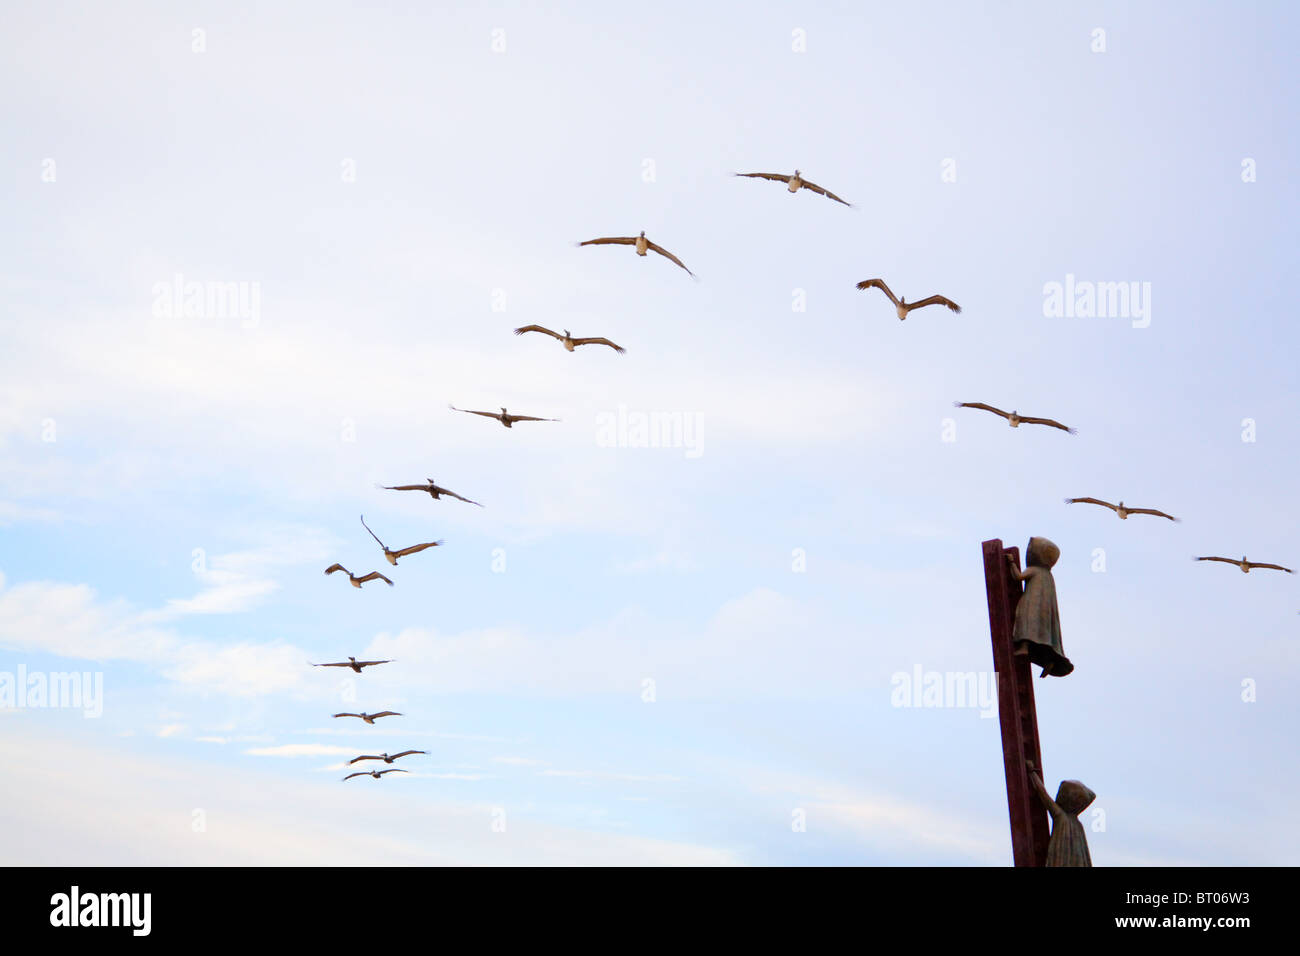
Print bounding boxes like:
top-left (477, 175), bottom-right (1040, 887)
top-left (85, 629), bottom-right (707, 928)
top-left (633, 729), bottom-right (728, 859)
top-left (906, 294), bottom-right (961, 314)
top-left (359, 515), bottom-right (386, 551)
top-left (342, 772), bottom-right (368, 780)
top-left (514, 325), bottom-right (560, 339)
top-left (1064, 497), bottom-right (1117, 511)
top-left (370, 711), bottom-right (401, 719)
top-left (1248, 562), bottom-right (1294, 573)
top-left (356, 571), bottom-right (394, 586)
top-left (380, 484), bottom-right (427, 492)
top-left (391, 541), bottom-right (443, 558)
top-left (798, 178), bottom-right (852, 206)
top-left (1128, 508), bottom-right (1179, 521)
top-left (1194, 556), bottom-right (1235, 565)
top-left (571, 337), bottom-right (625, 353)
top-left (645, 241), bottom-right (696, 277)
top-left (855, 279), bottom-right (900, 305)
top-left (734, 171), bottom-right (788, 182)
top-left (954, 402), bottom-right (1010, 419)
top-left (1019, 416), bottom-right (1077, 434)
top-left (436, 486), bottom-right (483, 507)
top-left (312, 661), bottom-right (352, 668)
top-left (349, 755), bottom-right (381, 765)
top-left (355, 659), bottom-right (393, 668)
top-left (448, 404), bottom-right (500, 419)
top-left (578, 236), bottom-right (636, 246)
top-left (332, 713), bottom-right (362, 719)
top-left (324, 563), bottom-right (347, 575)
top-left (390, 750), bottom-right (426, 759)
top-left (506, 414), bottom-right (558, 423)
top-left (378, 769), bottom-right (410, 776)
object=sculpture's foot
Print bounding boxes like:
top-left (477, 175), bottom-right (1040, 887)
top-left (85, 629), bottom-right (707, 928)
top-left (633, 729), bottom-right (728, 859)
top-left (1013, 643), bottom-right (1029, 657)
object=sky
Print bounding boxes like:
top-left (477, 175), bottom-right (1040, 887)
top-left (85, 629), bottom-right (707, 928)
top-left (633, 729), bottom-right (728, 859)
top-left (1, 0), bottom-right (1298, 866)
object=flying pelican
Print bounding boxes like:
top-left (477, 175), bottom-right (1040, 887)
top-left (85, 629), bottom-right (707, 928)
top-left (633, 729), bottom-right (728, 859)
top-left (856, 279), bottom-right (961, 320)
top-left (343, 768), bottom-right (409, 781)
top-left (1064, 498), bottom-right (1179, 522)
top-left (734, 169), bottom-right (852, 207)
top-left (448, 404), bottom-right (559, 428)
top-left (332, 711), bottom-right (402, 724)
top-left (324, 564), bottom-right (394, 588)
top-left (953, 402), bottom-right (1077, 434)
top-left (577, 231), bottom-right (695, 278)
top-left (1194, 556), bottom-right (1294, 574)
top-left (360, 515), bottom-right (443, 566)
top-left (513, 326), bottom-right (625, 354)
top-left (348, 750), bottom-right (427, 765)
top-left (310, 656), bottom-right (393, 673)
top-left (377, 479), bottom-right (482, 507)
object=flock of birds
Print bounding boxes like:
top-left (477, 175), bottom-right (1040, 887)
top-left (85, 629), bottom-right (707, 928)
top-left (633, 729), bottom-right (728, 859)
top-left (304, 164), bottom-right (1288, 783)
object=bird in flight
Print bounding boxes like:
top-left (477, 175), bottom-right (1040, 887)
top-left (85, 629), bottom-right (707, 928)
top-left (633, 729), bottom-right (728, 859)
top-left (449, 404), bottom-right (559, 428)
top-left (1194, 556), bottom-right (1293, 574)
top-left (324, 564), bottom-right (394, 588)
top-left (953, 402), bottom-right (1077, 434)
top-left (310, 656), bottom-right (393, 673)
top-left (856, 279), bottom-right (961, 320)
top-left (360, 515), bottom-right (443, 566)
top-left (377, 478), bottom-right (482, 507)
top-left (514, 325), bottom-right (625, 354)
top-left (348, 750), bottom-right (426, 765)
top-left (578, 231), bottom-right (695, 278)
top-left (343, 768), bottom-right (409, 781)
top-left (734, 169), bottom-right (852, 207)
top-left (332, 711), bottom-right (402, 724)
top-left (1064, 498), bottom-right (1179, 522)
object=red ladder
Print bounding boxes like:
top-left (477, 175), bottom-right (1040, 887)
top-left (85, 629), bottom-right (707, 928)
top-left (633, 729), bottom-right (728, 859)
top-left (982, 538), bottom-right (1050, 867)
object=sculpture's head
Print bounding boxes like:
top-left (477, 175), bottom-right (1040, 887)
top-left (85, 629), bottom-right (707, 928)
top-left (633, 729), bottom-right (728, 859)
top-left (1025, 536), bottom-right (1060, 569)
top-left (1055, 779), bottom-right (1096, 814)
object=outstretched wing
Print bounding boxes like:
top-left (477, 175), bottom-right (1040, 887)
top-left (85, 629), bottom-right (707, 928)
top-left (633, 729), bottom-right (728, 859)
top-left (356, 571), bottom-right (394, 586)
top-left (645, 241), bottom-right (696, 277)
top-left (448, 404), bottom-right (500, 420)
top-left (571, 337), bottom-right (625, 353)
top-left (734, 171), bottom-right (789, 182)
top-left (954, 401), bottom-right (1010, 419)
top-left (907, 294), bottom-right (961, 314)
top-left (1019, 416), bottom-right (1077, 434)
top-left (506, 414), bottom-right (559, 423)
top-left (312, 661), bottom-right (352, 668)
top-left (799, 178), bottom-right (852, 207)
top-left (324, 563), bottom-right (347, 575)
top-left (578, 236), bottom-right (636, 246)
top-left (359, 515), bottom-right (386, 551)
top-left (1064, 497), bottom-right (1117, 511)
top-left (369, 711), bottom-right (401, 719)
top-left (389, 750), bottom-right (426, 760)
top-left (379, 484), bottom-right (429, 492)
top-left (332, 713), bottom-right (362, 719)
top-left (1194, 556), bottom-right (1235, 565)
top-left (378, 768), bottom-right (410, 776)
top-left (1128, 508), bottom-right (1179, 522)
top-left (1248, 562), bottom-right (1294, 573)
top-left (391, 541), bottom-right (443, 558)
top-left (349, 755), bottom-right (381, 765)
top-left (342, 772), bottom-right (368, 781)
top-left (855, 278), bottom-right (900, 305)
top-left (354, 659), bottom-right (393, 668)
top-left (514, 325), bottom-right (560, 339)
top-left (435, 486), bottom-right (483, 507)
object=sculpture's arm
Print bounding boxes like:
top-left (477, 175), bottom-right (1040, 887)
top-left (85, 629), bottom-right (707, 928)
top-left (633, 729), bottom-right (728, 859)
top-left (1028, 769), bottom-right (1060, 816)
top-left (1006, 553), bottom-right (1033, 583)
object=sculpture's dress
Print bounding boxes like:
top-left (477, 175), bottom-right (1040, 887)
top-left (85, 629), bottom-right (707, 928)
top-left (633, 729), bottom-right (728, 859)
top-left (1013, 537), bottom-right (1073, 677)
top-left (1045, 780), bottom-right (1096, 867)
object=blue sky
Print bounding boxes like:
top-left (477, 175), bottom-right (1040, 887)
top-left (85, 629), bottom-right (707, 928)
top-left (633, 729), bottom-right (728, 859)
top-left (1, 0), bottom-right (1297, 865)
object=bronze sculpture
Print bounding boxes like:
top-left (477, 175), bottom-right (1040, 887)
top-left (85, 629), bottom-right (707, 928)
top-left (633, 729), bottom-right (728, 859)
top-left (1029, 767), bottom-right (1095, 867)
top-left (1007, 537), bottom-right (1073, 677)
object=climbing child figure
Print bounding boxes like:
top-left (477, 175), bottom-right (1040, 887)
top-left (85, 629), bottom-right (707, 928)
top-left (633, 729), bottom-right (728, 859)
top-left (1007, 536), bottom-right (1074, 677)
top-left (1028, 764), bottom-right (1095, 867)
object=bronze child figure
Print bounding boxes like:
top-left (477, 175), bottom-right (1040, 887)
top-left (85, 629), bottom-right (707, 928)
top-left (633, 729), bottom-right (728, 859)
top-left (1007, 536), bottom-right (1073, 677)
top-left (1029, 766), bottom-right (1096, 867)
